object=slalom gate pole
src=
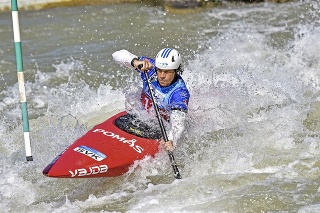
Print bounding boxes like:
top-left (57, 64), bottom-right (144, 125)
top-left (11, 0), bottom-right (33, 161)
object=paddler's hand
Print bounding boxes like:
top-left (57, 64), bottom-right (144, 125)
top-left (160, 139), bottom-right (174, 151)
top-left (132, 59), bottom-right (153, 71)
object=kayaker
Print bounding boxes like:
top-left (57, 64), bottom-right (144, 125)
top-left (112, 48), bottom-right (190, 151)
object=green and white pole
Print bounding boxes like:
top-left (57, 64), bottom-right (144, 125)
top-left (11, 0), bottom-right (33, 161)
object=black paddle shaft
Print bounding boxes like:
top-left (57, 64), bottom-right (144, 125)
top-left (143, 69), bottom-right (182, 179)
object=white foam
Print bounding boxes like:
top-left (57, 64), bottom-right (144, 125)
top-left (1, 1), bottom-right (320, 212)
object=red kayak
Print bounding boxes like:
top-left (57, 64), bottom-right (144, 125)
top-left (43, 111), bottom-right (162, 178)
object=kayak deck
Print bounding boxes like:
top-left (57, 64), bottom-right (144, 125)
top-left (43, 111), bottom-right (162, 178)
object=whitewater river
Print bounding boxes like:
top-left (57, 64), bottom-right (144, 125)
top-left (1, 0), bottom-right (320, 212)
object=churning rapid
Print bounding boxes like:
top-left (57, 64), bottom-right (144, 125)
top-left (1, 0), bottom-right (320, 212)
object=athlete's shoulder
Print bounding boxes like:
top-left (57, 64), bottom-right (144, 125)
top-left (171, 87), bottom-right (190, 100)
top-left (168, 89), bottom-right (189, 111)
top-left (174, 76), bottom-right (189, 92)
top-left (170, 77), bottom-right (190, 101)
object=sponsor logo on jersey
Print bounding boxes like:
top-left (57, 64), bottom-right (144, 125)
top-left (92, 129), bottom-right (144, 153)
top-left (69, 165), bottom-right (108, 177)
top-left (73, 145), bottom-right (106, 161)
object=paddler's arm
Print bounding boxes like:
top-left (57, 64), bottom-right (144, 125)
top-left (161, 109), bottom-right (187, 151)
top-left (112, 49), bottom-right (153, 71)
top-left (112, 49), bottom-right (139, 69)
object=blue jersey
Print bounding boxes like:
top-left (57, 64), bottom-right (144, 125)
top-left (138, 56), bottom-right (190, 114)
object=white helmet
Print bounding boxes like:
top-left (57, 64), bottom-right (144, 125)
top-left (155, 48), bottom-right (182, 70)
